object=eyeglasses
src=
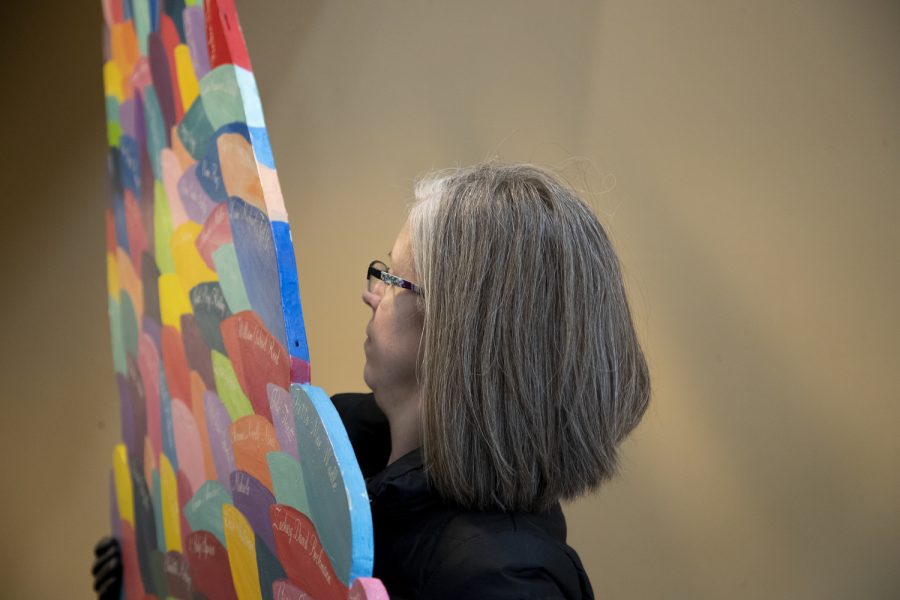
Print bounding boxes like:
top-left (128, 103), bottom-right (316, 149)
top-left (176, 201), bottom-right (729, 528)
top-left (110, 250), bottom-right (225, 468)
top-left (366, 260), bottom-right (424, 296)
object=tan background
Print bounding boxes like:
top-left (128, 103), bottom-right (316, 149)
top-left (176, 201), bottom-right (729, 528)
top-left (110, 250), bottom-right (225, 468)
top-left (1, 1), bottom-right (898, 598)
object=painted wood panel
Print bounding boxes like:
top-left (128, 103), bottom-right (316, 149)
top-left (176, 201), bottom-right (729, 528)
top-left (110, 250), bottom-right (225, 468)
top-left (102, 0), bottom-right (386, 596)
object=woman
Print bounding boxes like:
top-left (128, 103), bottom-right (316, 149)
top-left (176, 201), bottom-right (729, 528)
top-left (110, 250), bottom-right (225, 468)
top-left (94, 163), bottom-right (650, 599)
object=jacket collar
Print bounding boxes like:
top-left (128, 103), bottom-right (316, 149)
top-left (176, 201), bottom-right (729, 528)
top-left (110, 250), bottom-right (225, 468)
top-left (366, 448), bottom-right (442, 516)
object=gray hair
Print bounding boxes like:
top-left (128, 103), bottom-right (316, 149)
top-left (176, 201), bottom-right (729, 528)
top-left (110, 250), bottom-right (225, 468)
top-left (407, 163), bottom-right (650, 512)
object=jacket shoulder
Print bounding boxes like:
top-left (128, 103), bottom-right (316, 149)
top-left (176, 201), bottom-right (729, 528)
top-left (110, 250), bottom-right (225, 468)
top-left (418, 512), bottom-right (594, 599)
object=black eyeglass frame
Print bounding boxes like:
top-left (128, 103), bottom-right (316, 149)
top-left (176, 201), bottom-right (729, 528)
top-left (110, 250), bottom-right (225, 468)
top-left (366, 260), bottom-right (424, 296)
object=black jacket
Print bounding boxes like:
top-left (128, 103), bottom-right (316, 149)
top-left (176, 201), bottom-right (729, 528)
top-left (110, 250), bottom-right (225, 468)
top-left (332, 393), bottom-right (595, 600)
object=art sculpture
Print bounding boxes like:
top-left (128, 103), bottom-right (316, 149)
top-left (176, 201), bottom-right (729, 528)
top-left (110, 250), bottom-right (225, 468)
top-left (101, 0), bottom-right (387, 597)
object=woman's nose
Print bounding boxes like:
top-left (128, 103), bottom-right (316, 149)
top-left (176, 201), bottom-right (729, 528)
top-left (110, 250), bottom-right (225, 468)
top-left (362, 290), bottom-right (381, 310)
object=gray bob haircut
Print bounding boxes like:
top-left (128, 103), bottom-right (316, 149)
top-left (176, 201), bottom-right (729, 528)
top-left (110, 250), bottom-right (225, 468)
top-left (407, 163), bottom-right (650, 513)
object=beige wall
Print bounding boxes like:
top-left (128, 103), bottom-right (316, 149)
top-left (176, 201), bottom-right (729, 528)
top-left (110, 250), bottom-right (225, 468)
top-left (1, 1), bottom-right (897, 597)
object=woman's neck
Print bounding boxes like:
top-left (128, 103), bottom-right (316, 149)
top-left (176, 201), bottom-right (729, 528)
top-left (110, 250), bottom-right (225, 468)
top-left (378, 391), bottom-right (422, 466)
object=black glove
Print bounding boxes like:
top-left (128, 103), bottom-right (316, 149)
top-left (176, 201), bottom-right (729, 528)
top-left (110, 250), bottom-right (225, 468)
top-left (92, 536), bottom-right (122, 600)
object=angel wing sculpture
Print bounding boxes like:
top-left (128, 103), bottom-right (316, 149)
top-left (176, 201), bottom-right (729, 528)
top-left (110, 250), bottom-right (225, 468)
top-left (101, 0), bottom-right (387, 597)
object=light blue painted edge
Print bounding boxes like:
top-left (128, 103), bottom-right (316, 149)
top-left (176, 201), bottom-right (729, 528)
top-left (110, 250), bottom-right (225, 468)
top-left (234, 66), bottom-right (265, 128)
top-left (248, 127), bottom-right (275, 169)
top-left (295, 383), bottom-right (374, 582)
